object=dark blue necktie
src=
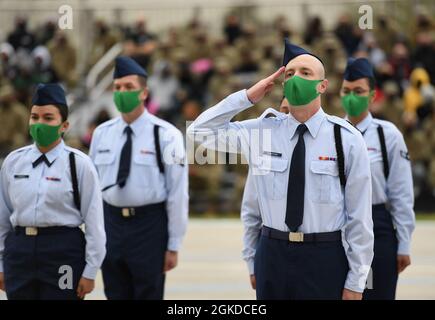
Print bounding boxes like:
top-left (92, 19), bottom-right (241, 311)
top-left (286, 124), bottom-right (308, 231)
top-left (32, 154), bottom-right (52, 168)
top-left (117, 126), bottom-right (133, 188)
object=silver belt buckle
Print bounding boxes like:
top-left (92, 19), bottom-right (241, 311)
top-left (122, 208), bottom-right (130, 218)
top-left (25, 227), bottom-right (38, 236)
top-left (289, 232), bottom-right (304, 242)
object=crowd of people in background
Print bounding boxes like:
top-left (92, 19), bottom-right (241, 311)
top-left (0, 9), bottom-right (434, 214)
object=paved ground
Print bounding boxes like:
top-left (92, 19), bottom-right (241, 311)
top-left (1, 219), bottom-right (434, 300)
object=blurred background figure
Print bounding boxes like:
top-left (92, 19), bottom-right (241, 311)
top-left (7, 16), bottom-right (36, 51)
top-left (148, 61), bottom-right (180, 122)
top-left (47, 32), bottom-right (77, 88)
top-left (0, 84), bottom-right (28, 157)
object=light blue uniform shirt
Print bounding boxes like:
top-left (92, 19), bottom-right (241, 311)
top-left (0, 140), bottom-right (106, 279)
top-left (354, 113), bottom-right (415, 255)
top-left (187, 90), bottom-right (374, 293)
top-left (89, 109), bottom-right (188, 251)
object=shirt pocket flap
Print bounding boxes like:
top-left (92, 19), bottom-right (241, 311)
top-left (94, 152), bottom-right (116, 165)
top-left (134, 153), bottom-right (157, 166)
top-left (258, 156), bottom-right (289, 172)
top-left (310, 160), bottom-right (339, 176)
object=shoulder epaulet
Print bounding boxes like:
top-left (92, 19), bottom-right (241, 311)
top-left (1, 145), bottom-right (32, 168)
top-left (5, 144), bottom-right (32, 158)
top-left (326, 115), bottom-right (360, 135)
top-left (147, 112), bottom-right (182, 137)
top-left (372, 118), bottom-right (401, 136)
top-left (95, 117), bottom-right (120, 131)
top-left (258, 107), bottom-right (287, 120)
top-left (14, 145), bottom-right (33, 154)
top-left (64, 145), bottom-right (89, 160)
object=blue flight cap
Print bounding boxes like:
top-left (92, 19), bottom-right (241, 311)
top-left (31, 83), bottom-right (67, 107)
top-left (344, 57), bottom-right (374, 81)
top-left (282, 38), bottom-right (323, 66)
top-left (114, 56), bottom-right (148, 79)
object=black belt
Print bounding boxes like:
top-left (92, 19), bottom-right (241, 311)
top-left (104, 201), bottom-right (166, 218)
top-left (373, 203), bottom-right (387, 211)
top-left (262, 226), bottom-right (342, 243)
top-left (15, 226), bottom-right (80, 236)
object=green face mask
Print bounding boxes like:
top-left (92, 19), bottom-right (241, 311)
top-left (114, 90), bottom-right (142, 113)
top-left (29, 123), bottom-right (62, 147)
top-left (284, 76), bottom-right (323, 107)
top-left (341, 92), bottom-right (371, 117)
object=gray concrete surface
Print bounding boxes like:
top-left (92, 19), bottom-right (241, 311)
top-left (1, 219), bottom-right (434, 300)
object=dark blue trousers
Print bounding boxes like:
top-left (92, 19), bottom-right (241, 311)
top-left (363, 204), bottom-right (398, 300)
top-left (102, 202), bottom-right (168, 300)
top-left (254, 234), bottom-right (348, 300)
top-left (3, 227), bottom-right (85, 300)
